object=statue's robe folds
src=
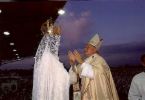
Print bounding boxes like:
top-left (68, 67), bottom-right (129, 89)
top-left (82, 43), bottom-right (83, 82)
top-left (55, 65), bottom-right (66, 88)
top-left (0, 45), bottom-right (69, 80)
top-left (69, 53), bottom-right (119, 100)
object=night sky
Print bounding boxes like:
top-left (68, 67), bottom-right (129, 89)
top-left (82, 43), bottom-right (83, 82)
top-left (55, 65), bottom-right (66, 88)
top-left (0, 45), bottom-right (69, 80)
top-left (58, 1), bottom-right (145, 46)
top-left (58, 0), bottom-right (145, 67)
top-left (1, 1), bottom-right (145, 69)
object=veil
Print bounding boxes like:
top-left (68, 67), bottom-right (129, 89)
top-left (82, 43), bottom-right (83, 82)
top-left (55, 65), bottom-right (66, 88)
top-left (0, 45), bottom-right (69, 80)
top-left (32, 23), bottom-right (69, 100)
top-left (34, 33), bottom-right (61, 68)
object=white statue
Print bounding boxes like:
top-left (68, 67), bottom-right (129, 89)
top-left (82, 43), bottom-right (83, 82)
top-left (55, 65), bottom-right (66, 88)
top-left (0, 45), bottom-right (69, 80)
top-left (32, 19), bottom-right (70, 100)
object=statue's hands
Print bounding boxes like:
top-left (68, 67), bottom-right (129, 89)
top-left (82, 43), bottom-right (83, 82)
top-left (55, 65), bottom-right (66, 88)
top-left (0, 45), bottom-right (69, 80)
top-left (73, 50), bottom-right (83, 64)
top-left (68, 51), bottom-right (76, 66)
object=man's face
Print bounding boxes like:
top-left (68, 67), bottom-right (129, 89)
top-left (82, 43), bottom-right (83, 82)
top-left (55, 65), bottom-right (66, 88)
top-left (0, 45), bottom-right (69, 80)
top-left (84, 44), bottom-right (97, 57)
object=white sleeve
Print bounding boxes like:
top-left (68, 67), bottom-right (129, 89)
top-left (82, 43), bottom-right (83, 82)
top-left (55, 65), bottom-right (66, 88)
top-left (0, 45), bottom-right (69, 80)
top-left (69, 66), bottom-right (78, 84)
top-left (128, 77), bottom-right (141, 100)
top-left (80, 62), bottom-right (94, 79)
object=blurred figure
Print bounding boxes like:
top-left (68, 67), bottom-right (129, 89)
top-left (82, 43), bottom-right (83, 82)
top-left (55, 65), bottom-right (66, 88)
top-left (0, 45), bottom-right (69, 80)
top-left (69, 34), bottom-right (119, 100)
top-left (128, 54), bottom-right (145, 100)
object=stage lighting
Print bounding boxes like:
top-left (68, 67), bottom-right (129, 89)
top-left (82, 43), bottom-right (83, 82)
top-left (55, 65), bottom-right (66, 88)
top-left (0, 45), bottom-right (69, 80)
top-left (3, 31), bottom-right (10, 36)
top-left (0, 9), bottom-right (2, 14)
top-left (58, 9), bottom-right (65, 15)
top-left (10, 42), bottom-right (15, 46)
top-left (13, 49), bottom-right (17, 52)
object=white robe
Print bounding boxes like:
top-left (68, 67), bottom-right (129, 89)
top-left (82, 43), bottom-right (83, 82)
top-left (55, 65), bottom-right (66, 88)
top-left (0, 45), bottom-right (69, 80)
top-left (32, 34), bottom-right (70, 100)
top-left (70, 53), bottom-right (119, 100)
top-left (128, 72), bottom-right (145, 100)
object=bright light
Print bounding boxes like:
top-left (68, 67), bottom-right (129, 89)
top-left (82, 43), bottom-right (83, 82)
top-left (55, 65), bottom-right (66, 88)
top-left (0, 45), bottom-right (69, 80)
top-left (3, 31), bottom-right (10, 36)
top-left (16, 54), bottom-right (19, 56)
top-left (0, 10), bottom-right (1, 13)
top-left (13, 49), bottom-right (17, 52)
top-left (17, 56), bottom-right (20, 59)
top-left (58, 9), bottom-right (65, 15)
top-left (10, 42), bottom-right (15, 46)
top-left (17, 58), bottom-right (21, 60)
top-left (48, 29), bottom-right (52, 34)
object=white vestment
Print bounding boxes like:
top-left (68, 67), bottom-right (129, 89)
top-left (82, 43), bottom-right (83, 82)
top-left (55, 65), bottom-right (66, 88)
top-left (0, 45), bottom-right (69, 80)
top-left (128, 72), bottom-right (145, 100)
top-left (32, 34), bottom-right (69, 100)
top-left (70, 53), bottom-right (119, 100)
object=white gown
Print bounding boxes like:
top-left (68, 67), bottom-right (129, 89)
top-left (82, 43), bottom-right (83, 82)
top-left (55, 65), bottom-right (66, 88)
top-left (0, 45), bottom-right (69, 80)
top-left (32, 34), bottom-right (70, 100)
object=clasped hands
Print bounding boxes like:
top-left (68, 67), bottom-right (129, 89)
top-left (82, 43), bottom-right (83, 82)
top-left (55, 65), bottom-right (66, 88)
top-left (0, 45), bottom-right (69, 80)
top-left (68, 50), bottom-right (83, 66)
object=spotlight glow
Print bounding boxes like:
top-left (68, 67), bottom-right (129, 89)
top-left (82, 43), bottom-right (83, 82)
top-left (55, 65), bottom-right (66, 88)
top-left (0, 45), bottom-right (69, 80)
top-left (17, 58), bottom-right (21, 60)
top-left (10, 42), bottom-right (15, 46)
top-left (13, 49), bottom-right (17, 52)
top-left (58, 9), bottom-right (65, 15)
top-left (3, 31), bottom-right (10, 36)
top-left (16, 54), bottom-right (19, 56)
top-left (48, 29), bottom-right (52, 34)
top-left (0, 9), bottom-right (2, 13)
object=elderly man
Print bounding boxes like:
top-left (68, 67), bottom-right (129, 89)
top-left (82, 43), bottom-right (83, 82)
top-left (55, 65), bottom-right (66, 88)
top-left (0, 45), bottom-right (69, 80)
top-left (128, 54), bottom-right (145, 100)
top-left (68, 34), bottom-right (119, 100)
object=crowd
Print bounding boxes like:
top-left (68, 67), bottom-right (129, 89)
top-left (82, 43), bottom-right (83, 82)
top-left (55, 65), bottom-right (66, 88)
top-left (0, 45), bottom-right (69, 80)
top-left (0, 66), bottom-right (144, 100)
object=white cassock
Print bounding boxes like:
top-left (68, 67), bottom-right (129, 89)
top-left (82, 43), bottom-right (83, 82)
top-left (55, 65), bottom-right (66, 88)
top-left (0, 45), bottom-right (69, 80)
top-left (32, 34), bottom-right (69, 100)
top-left (128, 72), bottom-right (145, 100)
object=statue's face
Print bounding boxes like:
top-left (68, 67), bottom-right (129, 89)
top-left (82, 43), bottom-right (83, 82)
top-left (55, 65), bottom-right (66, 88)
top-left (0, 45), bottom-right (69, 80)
top-left (41, 20), bottom-right (54, 34)
top-left (84, 44), bottom-right (97, 57)
top-left (41, 21), bottom-right (49, 33)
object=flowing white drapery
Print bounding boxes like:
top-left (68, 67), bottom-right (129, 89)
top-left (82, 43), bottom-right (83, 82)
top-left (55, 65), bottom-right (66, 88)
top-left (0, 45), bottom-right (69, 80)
top-left (32, 34), bottom-right (69, 100)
